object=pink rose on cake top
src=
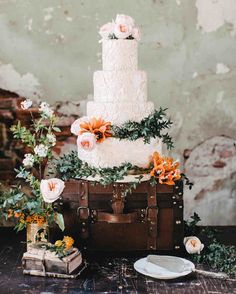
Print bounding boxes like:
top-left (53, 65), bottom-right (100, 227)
top-left (99, 14), bottom-right (141, 40)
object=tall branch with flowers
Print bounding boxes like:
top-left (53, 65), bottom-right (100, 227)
top-left (0, 99), bottom-right (65, 232)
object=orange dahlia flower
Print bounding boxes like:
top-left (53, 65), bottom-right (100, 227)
top-left (80, 117), bottom-right (112, 143)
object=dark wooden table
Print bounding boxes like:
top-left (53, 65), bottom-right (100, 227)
top-left (0, 228), bottom-right (235, 294)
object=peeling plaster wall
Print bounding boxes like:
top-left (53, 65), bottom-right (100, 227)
top-left (0, 0), bottom-right (236, 224)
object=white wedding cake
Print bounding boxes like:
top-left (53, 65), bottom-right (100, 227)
top-left (71, 15), bottom-right (162, 177)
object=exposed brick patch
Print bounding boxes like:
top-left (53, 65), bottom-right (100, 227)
top-left (184, 136), bottom-right (236, 225)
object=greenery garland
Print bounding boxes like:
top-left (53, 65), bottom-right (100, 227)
top-left (56, 151), bottom-right (192, 193)
top-left (110, 108), bottom-right (174, 150)
top-left (56, 151), bottom-right (146, 187)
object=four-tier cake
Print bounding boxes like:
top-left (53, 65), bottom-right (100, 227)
top-left (70, 15), bottom-right (173, 182)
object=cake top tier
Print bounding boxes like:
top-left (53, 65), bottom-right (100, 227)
top-left (99, 14), bottom-right (141, 41)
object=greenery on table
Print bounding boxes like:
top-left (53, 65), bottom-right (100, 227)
top-left (110, 108), bottom-right (174, 149)
top-left (185, 213), bottom-right (236, 276)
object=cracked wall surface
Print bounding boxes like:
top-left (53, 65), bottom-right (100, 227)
top-left (0, 0), bottom-right (235, 224)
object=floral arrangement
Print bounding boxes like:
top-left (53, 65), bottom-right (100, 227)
top-left (32, 236), bottom-right (75, 258)
top-left (0, 99), bottom-right (65, 231)
top-left (71, 108), bottom-right (173, 151)
top-left (150, 152), bottom-right (181, 185)
top-left (71, 117), bottom-right (112, 150)
top-left (99, 14), bottom-right (141, 41)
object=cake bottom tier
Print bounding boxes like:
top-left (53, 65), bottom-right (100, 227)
top-left (87, 101), bottom-right (154, 125)
top-left (77, 137), bottom-right (162, 169)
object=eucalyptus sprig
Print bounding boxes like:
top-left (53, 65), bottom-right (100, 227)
top-left (110, 108), bottom-right (174, 149)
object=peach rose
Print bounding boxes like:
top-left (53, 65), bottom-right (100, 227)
top-left (184, 236), bottom-right (204, 254)
top-left (77, 132), bottom-right (96, 151)
top-left (99, 22), bottom-right (115, 39)
top-left (71, 116), bottom-right (89, 136)
top-left (40, 178), bottom-right (65, 203)
top-left (114, 14), bottom-right (134, 39)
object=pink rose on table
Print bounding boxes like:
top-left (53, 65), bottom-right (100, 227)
top-left (71, 116), bottom-right (89, 136)
top-left (184, 236), bottom-right (204, 254)
top-left (99, 22), bottom-right (115, 39)
top-left (77, 132), bottom-right (96, 151)
top-left (132, 26), bottom-right (141, 41)
top-left (40, 178), bottom-right (65, 203)
top-left (114, 14), bottom-right (134, 39)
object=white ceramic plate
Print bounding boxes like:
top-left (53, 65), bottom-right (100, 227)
top-left (134, 256), bottom-right (195, 280)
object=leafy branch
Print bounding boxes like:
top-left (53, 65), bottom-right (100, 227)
top-left (110, 108), bottom-right (174, 150)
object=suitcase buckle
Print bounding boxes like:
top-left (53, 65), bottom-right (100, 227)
top-left (77, 206), bottom-right (90, 219)
top-left (146, 205), bottom-right (158, 214)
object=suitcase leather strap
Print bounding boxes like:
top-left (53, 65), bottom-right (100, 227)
top-left (77, 180), bottom-right (89, 239)
top-left (147, 184), bottom-right (158, 250)
top-left (92, 210), bottom-right (140, 224)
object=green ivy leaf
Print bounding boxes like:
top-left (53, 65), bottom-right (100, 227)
top-left (55, 213), bottom-right (65, 231)
top-left (53, 126), bottom-right (61, 132)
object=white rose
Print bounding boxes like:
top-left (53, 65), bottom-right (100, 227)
top-left (47, 133), bottom-right (56, 146)
top-left (34, 144), bottom-right (48, 157)
top-left (99, 22), bottom-right (115, 39)
top-left (114, 23), bottom-right (133, 39)
top-left (77, 132), bottom-right (96, 151)
top-left (39, 101), bottom-right (54, 118)
top-left (132, 26), bottom-right (141, 41)
top-left (40, 178), bottom-right (65, 203)
top-left (22, 153), bottom-right (34, 167)
top-left (115, 14), bottom-right (135, 27)
top-left (114, 14), bottom-right (134, 39)
top-left (21, 99), bottom-right (32, 110)
top-left (71, 116), bottom-right (89, 136)
top-left (184, 236), bottom-right (204, 254)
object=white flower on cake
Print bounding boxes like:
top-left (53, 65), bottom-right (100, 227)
top-left (132, 27), bottom-right (141, 41)
top-left (21, 99), bottom-right (32, 110)
top-left (99, 14), bottom-right (141, 41)
top-left (47, 133), bottom-right (56, 146)
top-left (116, 14), bottom-right (135, 27)
top-left (77, 132), bottom-right (96, 151)
top-left (34, 144), bottom-right (49, 157)
top-left (40, 178), bottom-right (65, 203)
top-left (71, 116), bottom-right (89, 136)
top-left (114, 15), bottom-right (133, 39)
top-left (99, 22), bottom-right (115, 39)
top-left (39, 101), bottom-right (54, 118)
top-left (22, 153), bottom-right (34, 167)
top-left (184, 236), bottom-right (204, 254)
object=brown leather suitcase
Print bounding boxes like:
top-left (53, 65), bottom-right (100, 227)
top-left (59, 179), bottom-right (184, 252)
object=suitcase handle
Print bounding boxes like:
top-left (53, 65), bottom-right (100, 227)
top-left (92, 211), bottom-right (140, 224)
